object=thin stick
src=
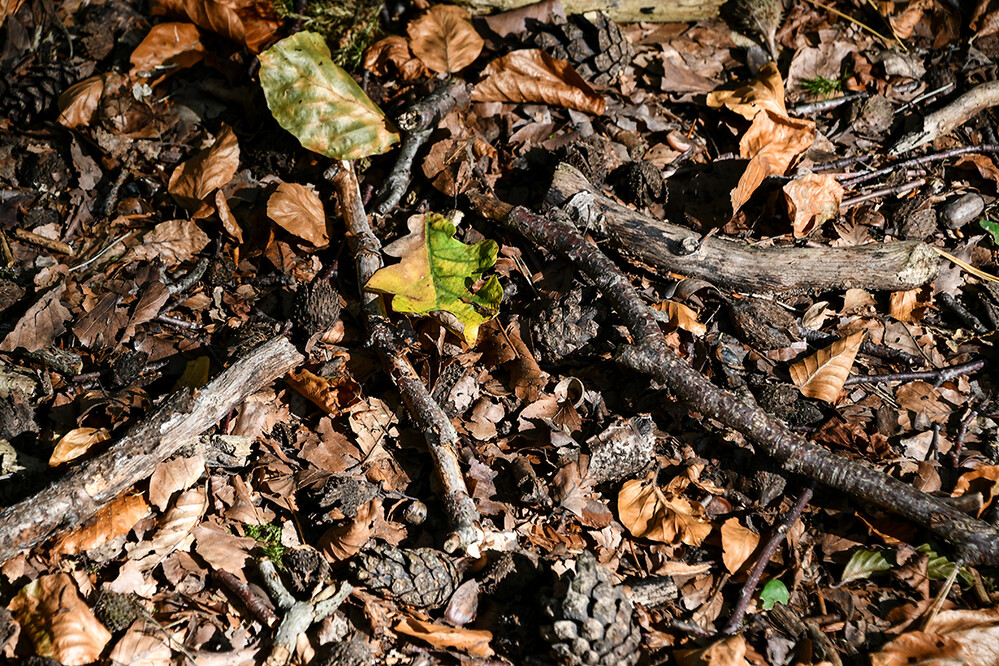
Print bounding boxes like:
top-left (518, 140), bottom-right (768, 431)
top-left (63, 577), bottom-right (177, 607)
top-left (844, 359), bottom-right (984, 387)
top-left (12, 228), bottom-right (74, 256)
top-left (839, 145), bottom-right (999, 187)
top-left (840, 179), bottom-right (925, 207)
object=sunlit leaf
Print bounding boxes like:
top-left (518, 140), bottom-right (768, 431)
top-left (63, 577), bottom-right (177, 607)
top-left (149, 0), bottom-right (280, 52)
top-left (406, 5), bottom-right (483, 75)
top-left (981, 219), bottom-right (999, 245)
top-left (789, 330), bottom-right (865, 403)
top-left (759, 579), bottom-right (789, 610)
top-left (365, 213), bottom-right (502, 345)
top-left (917, 544), bottom-right (974, 586)
top-left (52, 493), bottom-right (151, 556)
top-left (871, 606), bottom-right (999, 665)
top-left (129, 22), bottom-right (204, 79)
top-left (168, 124), bottom-right (240, 210)
top-left (266, 182), bottom-right (329, 247)
top-left (721, 517), bottom-right (760, 574)
top-left (840, 548), bottom-right (893, 586)
top-left (56, 75), bottom-right (105, 129)
top-left (731, 109), bottom-right (815, 212)
top-left (395, 616), bottom-right (493, 658)
top-left (652, 300), bottom-right (707, 336)
top-left (783, 173), bottom-right (844, 237)
top-left (706, 61), bottom-right (786, 120)
top-left (49, 427), bottom-right (110, 466)
top-left (617, 472), bottom-right (712, 546)
top-left (258, 31), bottom-right (400, 161)
top-left (472, 49), bottom-right (606, 115)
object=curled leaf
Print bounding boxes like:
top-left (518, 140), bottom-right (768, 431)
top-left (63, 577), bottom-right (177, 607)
top-left (617, 472), bottom-right (712, 546)
top-left (266, 182), bottom-right (329, 247)
top-left (168, 124), bottom-right (240, 210)
top-left (395, 616), bottom-right (493, 658)
top-left (783, 172), bottom-right (844, 237)
top-left (57, 75), bottom-right (105, 129)
top-left (652, 300), bottom-right (707, 336)
top-left (407, 5), bottom-right (483, 75)
top-left (50, 427), bottom-right (111, 466)
top-left (840, 548), bottom-right (893, 586)
top-left (706, 62), bottom-right (786, 120)
top-left (789, 330), bottom-right (865, 403)
top-left (472, 49), bottom-right (606, 115)
top-left (129, 22), bottom-right (205, 79)
top-left (732, 109), bottom-right (815, 212)
top-left (149, 0), bottom-right (281, 52)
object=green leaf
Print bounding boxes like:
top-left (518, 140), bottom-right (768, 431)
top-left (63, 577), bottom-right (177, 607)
top-left (917, 544), bottom-right (974, 586)
top-left (365, 213), bottom-right (503, 345)
top-left (840, 548), bottom-right (893, 586)
top-left (258, 31), bottom-right (399, 160)
top-left (759, 579), bottom-right (789, 610)
top-left (981, 219), bottom-right (999, 245)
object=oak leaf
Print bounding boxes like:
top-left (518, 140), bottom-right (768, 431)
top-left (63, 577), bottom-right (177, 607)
top-left (395, 616), bottom-right (493, 658)
top-left (789, 330), bottom-right (865, 402)
top-left (365, 213), bottom-right (502, 345)
top-left (618, 472), bottom-right (712, 546)
top-left (49, 427), bottom-right (110, 466)
top-left (56, 75), bottom-right (105, 128)
top-left (407, 5), bottom-right (483, 75)
top-left (472, 49), bottom-right (606, 115)
top-left (266, 182), bottom-right (329, 247)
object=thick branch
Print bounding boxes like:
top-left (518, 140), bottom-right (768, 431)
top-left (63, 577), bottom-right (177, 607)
top-left (0, 337), bottom-right (302, 564)
top-left (546, 163), bottom-right (939, 293)
top-left (332, 161), bottom-right (483, 556)
top-left (467, 191), bottom-right (999, 566)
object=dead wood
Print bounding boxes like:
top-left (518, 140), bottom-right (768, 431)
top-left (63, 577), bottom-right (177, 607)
top-left (456, 0), bottom-right (725, 22)
top-left (0, 336), bottom-right (302, 565)
top-left (546, 163), bottom-right (940, 293)
top-left (467, 191), bottom-right (999, 566)
top-left (892, 81), bottom-right (999, 155)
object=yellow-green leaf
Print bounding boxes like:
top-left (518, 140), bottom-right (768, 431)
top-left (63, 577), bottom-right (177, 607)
top-left (365, 213), bottom-right (502, 345)
top-left (258, 31), bottom-right (399, 160)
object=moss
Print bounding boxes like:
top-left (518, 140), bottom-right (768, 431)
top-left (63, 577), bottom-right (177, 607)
top-left (272, 0), bottom-right (383, 71)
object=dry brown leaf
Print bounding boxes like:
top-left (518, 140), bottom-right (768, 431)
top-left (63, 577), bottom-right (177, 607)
top-left (472, 49), bottom-right (606, 115)
top-left (783, 173), bottom-right (844, 237)
top-left (789, 330), bottom-right (865, 403)
top-left (53, 493), bottom-right (151, 556)
top-left (363, 35), bottom-right (430, 80)
top-left (133, 487), bottom-right (207, 567)
top-left (193, 523), bottom-right (256, 573)
top-left (168, 124), bottom-right (240, 210)
top-left (889, 288), bottom-right (930, 323)
top-left (732, 109), bottom-right (815, 212)
top-left (871, 606), bottom-right (999, 665)
top-left (123, 281), bottom-right (171, 342)
top-left (149, 0), bottom-right (280, 52)
top-left (129, 22), bottom-right (204, 79)
top-left (49, 427), bottom-right (111, 466)
top-left (321, 497), bottom-right (381, 561)
top-left (287, 367), bottom-right (359, 414)
top-left (215, 190), bottom-right (243, 242)
top-left (676, 633), bottom-right (753, 666)
top-left (108, 622), bottom-right (174, 666)
top-left (618, 472), bottom-right (712, 546)
top-left (395, 616), bottom-right (494, 658)
top-left (0, 285), bottom-right (71, 352)
top-left (130, 219), bottom-right (210, 267)
top-left (407, 4), bottom-right (483, 75)
top-left (721, 517), bottom-right (760, 574)
top-left (652, 300), bottom-right (707, 336)
top-left (706, 62), bottom-right (786, 120)
top-left (148, 455), bottom-right (206, 512)
top-left (1, 0), bottom-right (27, 31)
top-left (896, 381), bottom-right (952, 424)
top-left (266, 182), bottom-right (329, 247)
top-left (9, 573), bottom-right (113, 665)
top-left (56, 75), bottom-right (105, 129)
top-left (952, 466), bottom-right (999, 517)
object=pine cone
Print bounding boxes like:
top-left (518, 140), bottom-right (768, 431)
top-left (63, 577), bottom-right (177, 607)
top-left (525, 12), bottom-right (633, 86)
top-left (722, 0), bottom-right (783, 61)
top-left (293, 279), bottom-right (341, 345)
top-left (352, 544), bottom-right (460, 609)
top-left (285, 546), bottom-right (332, 596)
top-left (0, 61), bottom-right (77, 126)
top-left (541, 551), bottom-right (640, 666)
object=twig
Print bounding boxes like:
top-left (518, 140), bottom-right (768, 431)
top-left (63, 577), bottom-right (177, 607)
top-left (813, 154), bottom-right (872, 172)
top-left (331, 160), bottom-right (484, 556)
top-left (790, 91), bottom-right (870, 117)
top-left (466, 191), bottom-right (999, 566)
top-left (216, 568), bottom-right (279, 627)
top-left (722, 484), bottom-right (814, 635)
top-left (950, 407), bottom-right (979, 467)
top-left (69, 231), bottom-right (134, 272)
top-left (12, 228), bottom-right (74, 256)
top-left (840, 178), bottom-right (925, 208)
top-left (844, 359), bottom-right (983, 387)
top-left (0, 337), bottom-right (302, 564)
top-left (397, 78), bottom-right (472, 132)
top-left (371, 127), bottom-right (432, 217)
top-left (938, 293), bottom-right (988, 334)
top-left (892, 82), bottom-right (999, 155)
top-left (840, 145), bottom-right (999, 188)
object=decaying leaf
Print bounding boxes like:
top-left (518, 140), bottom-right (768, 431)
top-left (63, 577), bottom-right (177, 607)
top-left (49, 427), bottom-right (110, 466)
top-left (407, 5), bottom-right (483, 75)
top-left (652, 300), bottom-right (707, 336)
top-left (395, 616), bottom-right (494, 658)
top-left (952, 466), bottom-right (999, 517)
top-left (133, 487), bottom-right (207, 567)
top-left (56, 75), bottom-right (105, 128)
top-left (871, 606), bottom-right (999, 665)
top-left (473, 49), bottom-right (606, 115)
top-left (9, 573), bottom-right (113, 665)
top-left (789, 330), bottom-right (865, 402)
top-left (266, 182), bottom-right (329, 247)
top-left (149, 0), bottom-right (280, 52)
top-left (258, 31), bottom-right (400, 161)
top-left (365, 213), bottom-right (503, 345)
top-left (168, 124), bottom-right (240, 210)
top-left (706, 61), bottom-right (786, 120)
top-left (363, 35), bottom-right (430, 80)
top-left (732, 109), bottom-right (815, 212)
top-left (783, 173), bottom-right (844, 237)
top-left (721, 517), bottom-right (759, 574)
top-left (0, 285), bottom-right (71, 352)
top-left (617, 472), bottom-right (712, 546)
top-left (676, 633), bottom-right (753, 666)
top-left (52, 493), bottom-right (152, 556)
top-left (129, 219), bottom-right (210, 267)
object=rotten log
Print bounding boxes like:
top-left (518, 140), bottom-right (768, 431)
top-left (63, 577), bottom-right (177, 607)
top-left (467, 191), bottom-right (999, 566)
top-left (0, 336), bottom-right (302, 564)
top-left (546, 163), bottom-right (940, 293)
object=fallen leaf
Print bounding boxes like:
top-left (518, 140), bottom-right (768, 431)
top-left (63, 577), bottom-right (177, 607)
top-left (73, 292), bottom-right (126, 350)
top-left (889, 288), bottom-right (930, 323)
top-left (266, 182), bottom-right (329, 247)
top-left (365, 212), bottom-right (503, 345)
top-left (52, 494), bottom-right (151, 556)
top-left (363, 35), bottom-right (429, 80)
top-left (732, 109), bottom-right (815, 212)
top-left (193, 523), bottom-right (256, 574)
top-left (840, 548), bottom-right (893, 586)
top-left (49, 427), bottom-right (111, 466)
top-left (148, 455), bottom-right (206, 512)
top-left (258, 31), bottom-right (400, 161)
top-left (133, 487), bottom-right (207, 568)
top-left (286, 368), bottom-right (356, 414)
top-left (618, 472), bottom-right (712, 546)
top-left (321, 497), bottom-right (381, 561)
top-left (706, 61), bottom-right (786, 120)
top-left (789, 330), bottom-right (865, 402)
top-left (56, 75), bottom-right (105, 128)
top-left (407, 5), bottom-right (483, 75)
top-left (395, 616), bottom-right (494, 658)
top-left (676, 633), bottom-right (752, 666)
top-left (652, 300), bottom-right (707, 336)
top-left (168, 124), bottom-right (240, 210)
top-left (953, 466), bottom-right (999, 517)
top-left (721, 517), bottom-right (760, 574)
top-left (871, 606), bottom-right (999, 665)
top-left (783, 173), bottom-right (844, 237)
top-left (108, 622), bottom-right (174, 666)
top-left (149, 0), bottom-right (280, 52)
top-left (472, 49), bottom-right (606, 115)
top-left (0, 285), bottom-right (71, 352)
top-left (896, 381), bottom-right (952, 424)
top-left (9, 573), bottom-right (113, 665)
top-left (129, 22), bottom-right (204, 79)
top-left (129, 219), bottom-right (210, 267)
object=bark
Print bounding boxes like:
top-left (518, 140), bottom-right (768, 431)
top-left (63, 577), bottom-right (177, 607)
top-left (546, 163), bottom-right (939, 293)
top-left (467, 191), bottom-right (999, 566)
top-left (456, 0), bottom-right (725, 22)
top-left (892, 81), bottom-right (999, 155)
top-left (0, 336), bottom-right (302, 564)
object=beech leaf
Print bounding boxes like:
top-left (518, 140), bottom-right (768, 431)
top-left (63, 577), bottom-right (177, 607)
top-left (395, 616), bottom-right (494, 658)
top-left (789, 330), bottom-right (865, 402)
top-left (652, 300), bottom-right (707, 336)
top-left (129, 219), bottom-right (210, 267)
top-left (407, 5), bottom-right (483, 75)
top-left (472, 49), bottom-right (606, 115)
top-left (840, 548), bottom-right (893, 586)
top-left (706, 61), bottom-right (786, 120)
top-left (676, 634), bottom-right (752, 666)
top-left (721, 517), bottom-right (760, 574)
top-left (783, 173), bottom-right (844, 237)
top-left (732, 109), bottom-right (815, 212)
top-left (49, 427), bottom-right (110, 466)
top-left (129, 22), bottom-right (205, 79)
top-left (365, 213), bottom-right (503, 345)
top-left (266, 182), bottom-right (329, 247)
top-left (148, 0), bottom-right (280, 52)
top-left (871, 606), bottom-right (999, 665)
top-left (617, 472), bottom-right (712, 546)
top-left (258, 31), bottom-right (400, 161)
top-left (168, 124), bottom-right (240, 210)
top-left (56, 75), bottom-right (105, 129)
top-left (52, 493), bottom-right (151, 556)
